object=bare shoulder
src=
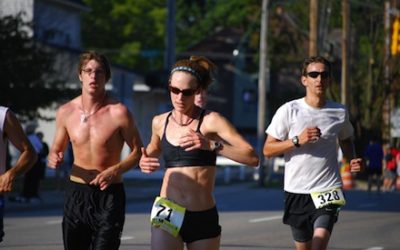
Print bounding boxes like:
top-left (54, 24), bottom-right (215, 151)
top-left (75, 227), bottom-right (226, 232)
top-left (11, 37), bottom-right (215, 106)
top-left (202, 110), bottom-right (227, 124)
top-left (56, 97), bottom-right (79, 119)
top-left (105, 99), bottom-right (135, 128)
top-left (201, 110), bottom-right (233, 133)
top-left (108, 99), bottom-right (131, 117)
top-left (151, 112), bottom-right (170, 138)
top-left (152, 112), bottom-right (170, 129)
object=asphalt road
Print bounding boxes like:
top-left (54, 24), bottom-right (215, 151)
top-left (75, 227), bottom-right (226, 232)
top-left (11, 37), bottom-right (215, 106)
top-left (2, 182), bottom-right (400, 250)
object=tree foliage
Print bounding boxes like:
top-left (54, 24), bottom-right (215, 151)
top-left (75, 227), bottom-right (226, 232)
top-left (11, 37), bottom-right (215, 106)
top-left (0, 13), bottom-right (67, 120)
top-left (82, 0), bottom-right (166, 71)
top-left (80, 0), bottom-right (398, 141)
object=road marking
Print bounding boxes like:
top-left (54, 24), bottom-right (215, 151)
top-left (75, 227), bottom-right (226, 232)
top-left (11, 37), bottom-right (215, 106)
top-left (46, 220), bottom-right (62, 225)
top-left (121, 236), bottom-right (135, 241)
top-left (363, 247), bottom-right (384, 250)
top-left (249, 215), bottom-right (282, 223)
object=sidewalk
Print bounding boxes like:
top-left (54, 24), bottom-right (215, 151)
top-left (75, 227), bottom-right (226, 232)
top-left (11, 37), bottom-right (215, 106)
top-left (4, 167), bottom-right (369, 214)
top-left (4, 167), bottom-right (256, 213)
top-left (4, 170), bottom-right (164, 213)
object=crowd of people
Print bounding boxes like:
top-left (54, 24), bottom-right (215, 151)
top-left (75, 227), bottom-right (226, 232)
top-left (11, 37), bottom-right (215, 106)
top-left (363, 138), bottom-right (400, 193)
top-left (8, 51), bottom-right (400, 250)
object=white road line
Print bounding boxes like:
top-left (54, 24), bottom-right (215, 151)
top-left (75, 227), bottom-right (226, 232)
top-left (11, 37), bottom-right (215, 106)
top-left (46, 220), bottom-right (62, 225)
top-left (363, 247), bottom-right (384, 250)
top-left (121, 236), bottom-right (135, 241)
top-left (249, 215), bottom-right (282, 223)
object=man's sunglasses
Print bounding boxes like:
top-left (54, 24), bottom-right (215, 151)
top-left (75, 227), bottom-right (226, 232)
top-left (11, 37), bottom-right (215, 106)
top-left (306, 71), bottom-right (329, 79)
top-left (168, 86), bottom-right (197, 96)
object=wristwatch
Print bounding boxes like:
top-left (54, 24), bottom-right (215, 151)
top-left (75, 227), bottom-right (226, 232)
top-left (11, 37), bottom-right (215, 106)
top-left (212, 141), bottom-right (223, 152)
top-left (292, 136), bottom-right (300, 147)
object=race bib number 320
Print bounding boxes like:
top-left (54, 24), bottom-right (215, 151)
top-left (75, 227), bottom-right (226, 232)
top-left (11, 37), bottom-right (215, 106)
top-left (310, 188), bottom-right (346, 209)
top-left (150, 197), bottom-right (186, 237)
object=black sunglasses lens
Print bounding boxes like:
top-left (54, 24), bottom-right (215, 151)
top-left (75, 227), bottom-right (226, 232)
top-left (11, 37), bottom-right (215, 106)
top-left (169, 86), bottom-right (179, 94)
top-left (307, 71), bottom-right (329, 79)
top-left (320, 72), bottom-right (329, 79)
top-left (181, 90), bottom-right (195, 96)
top-left (169, 86), bottom-right (195, 96)
top-left (307, 72), bottom-right (319, 78)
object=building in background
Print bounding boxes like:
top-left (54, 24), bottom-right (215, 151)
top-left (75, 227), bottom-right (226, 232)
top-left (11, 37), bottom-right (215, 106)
top-left (0, 0), bottom-right (145, 160)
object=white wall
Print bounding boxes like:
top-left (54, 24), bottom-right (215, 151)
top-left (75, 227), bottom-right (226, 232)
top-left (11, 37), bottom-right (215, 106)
top-left (0, 0), bottom-right (34, 36)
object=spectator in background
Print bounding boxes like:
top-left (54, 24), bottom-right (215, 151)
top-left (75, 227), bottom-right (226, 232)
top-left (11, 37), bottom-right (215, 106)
top-left (382, 144), bottom-right (399, 192)
top-left (36, 132), bottom-right (49, 193)
top-left (396, 149), bottom-right (400, 190)
top-left (18, 129), bottom-right (47, 203)
top-left (194, 89), bottom-right (208, 108)
top-left (363, 137), bottom-right (384, 194)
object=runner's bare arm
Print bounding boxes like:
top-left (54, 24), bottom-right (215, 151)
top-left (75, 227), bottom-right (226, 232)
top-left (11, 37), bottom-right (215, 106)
top-left (0, 110), bottom-right (37, 192)
top-left (139, 115), bottom-right (163, 173)
top-left (207, 112), bottom-right (259, 167)
top-left (48, 105), bottom-right (70, 168)
top-left (339, 137), bottom-right (363, 172)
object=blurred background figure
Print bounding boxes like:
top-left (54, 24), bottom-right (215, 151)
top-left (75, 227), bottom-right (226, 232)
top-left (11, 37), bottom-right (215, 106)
top-left (17, 129), bottom-right (48, 203)
top-left (194, 89), bottom-right (208, 108)
top-left (363, 137), bottom-right (384, 194)
top-left (36, 132), bottom-right (49, 194)
top-left (397, 150), bottom-right (400, 190)
top-left (382, 144), bottom-right (399, 192)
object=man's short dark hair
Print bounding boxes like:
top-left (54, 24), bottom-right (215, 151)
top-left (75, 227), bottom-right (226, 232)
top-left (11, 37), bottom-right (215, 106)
top-left (78, 51), bottom-right (111, 82)
top-left (301, 56), bottom-right (331, 77)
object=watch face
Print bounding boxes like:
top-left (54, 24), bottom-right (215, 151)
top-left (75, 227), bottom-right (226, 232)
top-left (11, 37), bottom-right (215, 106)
top-left (292, 136), bottom-right (299, 146)
top-left (214, 141), bottom-right (223, 151)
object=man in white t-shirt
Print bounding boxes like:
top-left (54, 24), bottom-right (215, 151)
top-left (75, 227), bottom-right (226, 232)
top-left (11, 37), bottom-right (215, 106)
top-left (0, 107), bottom-right (37, 242)
top-left (263, 56), bottom-right (363, 250)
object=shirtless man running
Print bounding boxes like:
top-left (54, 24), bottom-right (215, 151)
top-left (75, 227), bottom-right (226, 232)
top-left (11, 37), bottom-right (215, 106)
top-left (48, 51), bottom-right (142, 250)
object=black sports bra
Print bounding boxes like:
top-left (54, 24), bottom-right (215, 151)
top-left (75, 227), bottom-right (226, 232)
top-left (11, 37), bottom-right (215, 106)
top-left (161, 109), bottom-right (217, 168)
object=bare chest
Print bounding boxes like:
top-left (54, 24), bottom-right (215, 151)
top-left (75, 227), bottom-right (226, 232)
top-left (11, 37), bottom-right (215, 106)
top-left (66, 111), bottom-right (121, 148)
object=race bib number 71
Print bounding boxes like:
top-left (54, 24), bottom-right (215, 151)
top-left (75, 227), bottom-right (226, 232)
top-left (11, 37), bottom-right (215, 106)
top-left (310, 188), bottom-right (346, 209)
top-left (150, 197), bottom-right (186, 237)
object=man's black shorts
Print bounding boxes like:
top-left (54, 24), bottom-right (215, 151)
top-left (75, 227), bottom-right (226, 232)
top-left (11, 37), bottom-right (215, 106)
top-left (62, 181), bottom-right (126, 250)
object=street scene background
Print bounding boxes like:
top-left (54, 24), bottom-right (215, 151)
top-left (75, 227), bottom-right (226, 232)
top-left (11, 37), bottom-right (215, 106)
top-left (2, 168), bottom-right (400, 250)
top-left (1, 1), bottom-right (400, 249)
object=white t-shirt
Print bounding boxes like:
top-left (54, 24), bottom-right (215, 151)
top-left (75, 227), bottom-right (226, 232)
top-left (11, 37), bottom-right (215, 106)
top-left (266, 98), bottom-right (354, 194)
top-left (0, 106), bottom-right (9, 174)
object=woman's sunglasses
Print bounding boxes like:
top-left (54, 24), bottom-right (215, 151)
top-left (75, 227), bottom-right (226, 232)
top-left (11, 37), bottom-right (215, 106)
top-left (168, 86), bottom-right (197, 96)
top-left (306, 71), bottom-right (329, 79)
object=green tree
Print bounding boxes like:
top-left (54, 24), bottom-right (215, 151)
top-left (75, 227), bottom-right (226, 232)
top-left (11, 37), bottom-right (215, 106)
top-left (80, 0), bottom-right (398, 142)
top-left (82, 0), bottom-right (166, 71)
top-left (0, 13), bottom-right (67, 120)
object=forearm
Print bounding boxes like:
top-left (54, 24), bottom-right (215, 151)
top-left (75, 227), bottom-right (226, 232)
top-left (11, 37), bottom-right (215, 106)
top-left (217, 142), bottom-right (259, 167)
top-left (339, 138), bottom-right (356, 162)
top-left (112, 149), bottom-right (142, 175)
top-left (263, 139), bottom-right (295, 158)
top-left (8, 148), bottom-right (37, 177)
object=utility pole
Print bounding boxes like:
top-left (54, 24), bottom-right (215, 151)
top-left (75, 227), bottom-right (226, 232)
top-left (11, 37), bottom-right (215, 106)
top-left (257, 0), bottom-right (269, 186)
top-left (341, 0), bottom-right (350, 106)
top-left (383, 1), bottom-right (391, 142)
top-left (165, 0), bottom-right (176, 70)
top-left (309, 0), bottom-right (318, 56)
